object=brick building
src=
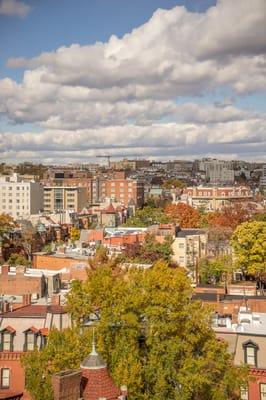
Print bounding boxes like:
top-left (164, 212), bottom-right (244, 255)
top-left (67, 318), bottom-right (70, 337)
top-left (213, 307), bottom-right (266, 400)
top-left (32, 251), bottom-right (90, 282)
top-left (0, 296), bottom-right (71, 399)
top-left (182, 186), bottom-right (253, 211)
top-left (0, 264), bottom-right (60, 298)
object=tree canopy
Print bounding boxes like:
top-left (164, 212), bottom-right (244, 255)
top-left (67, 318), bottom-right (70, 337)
top-left (199, 255), bottom-right (234, 285)
top-left (163, 178), bottom-right (186, 189)
top-left (231, 221), bottom-right (266, 275)
top-left (124, 205), bottom-right (170, 227)
top-left (119, 233), bottom-right (173, 264)
top-left (165, 203), bottom-right (200, 228)
top-left (23, 261), bottom-right (247, 400)
top-left (0, 213), bottom-right (14, 238)
top-left (8, 253), bottom-right (31, 267)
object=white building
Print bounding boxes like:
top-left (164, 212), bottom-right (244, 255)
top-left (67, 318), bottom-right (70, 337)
top-left (260, 164), bottom-right (266, 191)
top-left (172, 229), bottom-right (208, 269)
top-left (199, 159), bottom-right (234, 184)
top-left (0, 173), bottom-right (43, 219)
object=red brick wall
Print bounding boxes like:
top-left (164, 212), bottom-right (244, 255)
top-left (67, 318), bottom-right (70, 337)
top-left (32, 254), bottom-right (89, 271)
top-left (52, 370), bottom-right (82, 400)
top-left (0, 271), bottom-right (43, 297)
top-left (0, 353), bottom-right (30, 400)
top-left (248, 370), bottom-right (266, 400)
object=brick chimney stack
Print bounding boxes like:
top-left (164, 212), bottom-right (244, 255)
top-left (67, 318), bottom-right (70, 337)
top-left (1, 264), bottom-right (9, 275)
top-left (22, 293), bottom-right (32, 306)
top-left (52, 370), bottom-right (82, 400)
top-left (51, 294), bottom-right (61, 306)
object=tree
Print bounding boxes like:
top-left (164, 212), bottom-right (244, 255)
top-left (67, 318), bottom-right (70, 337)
top-left (0, 213), bottom-right (14, 238)
top-left (165, 203), bottom-right (200, 228)
top-left (22, 328), bottom-right (93, 400)
top-left (120, 234), bottom-right (173, 264)
top-left (205, 203), bottom-right (255, 231)
top-left (231, 221), bottom-right (266, 275)
top-left (8, 253), bottom-right (31, 267)
top-left (163, 179), bottom-right (186, 189)
top-left (124, 205), bottom-right (170, 227)
top-left (69, 226), bottom-right (80, 242)
top-left (207, 227), bottom-right (232, 257)
top-left (24, 261), bottom-right (248, 400)
top-left (199, 255), bottom-right (234, 286)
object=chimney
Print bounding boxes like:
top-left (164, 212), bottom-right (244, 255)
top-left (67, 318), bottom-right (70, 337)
top-left (3, 301), bottom-right (10, 313)
top-left (57, 246), bottom-right (65, 255)
top-left (1, 264), bottom-right (9, 275)
top-left (16, 265), bottom-right (26, 275)
top-left (22, 294), bottom-right (32, 306)
top-left (52, 370), bottom-right (82, 400)
top-left (51, 294), bottom-right (61, 306)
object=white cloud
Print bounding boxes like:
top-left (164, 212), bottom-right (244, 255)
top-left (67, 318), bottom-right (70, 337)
top-left (0, 0), bottom-right (31, 17)
top-left (1, 0), bottom-right (266, 161)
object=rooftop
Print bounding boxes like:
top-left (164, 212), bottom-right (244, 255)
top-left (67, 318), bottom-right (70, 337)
top-left (1, 304), bottom-right (66, 318)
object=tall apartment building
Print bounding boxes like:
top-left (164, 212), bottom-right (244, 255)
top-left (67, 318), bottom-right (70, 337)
top-left (199, 159), bottom-right (234, 184)
top-left (43, 186), bottom-right (87, 213)
top-left (100, 172), bottom-right (144, 208)
top-left (0, 173), bottom-right (43, 219)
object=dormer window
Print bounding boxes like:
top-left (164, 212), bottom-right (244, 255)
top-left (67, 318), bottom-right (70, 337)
top-left (243, 340), bottom-right (258, 367)
top-left (0, 327), bottom-right (15, 352)
top-left (23, 327), bottom-right (39, 351)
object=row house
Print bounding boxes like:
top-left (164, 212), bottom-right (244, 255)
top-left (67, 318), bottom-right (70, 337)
top-left (0, 295), bottom-right (71, 399)
top-left (213, 306), bottom-right (266, 400)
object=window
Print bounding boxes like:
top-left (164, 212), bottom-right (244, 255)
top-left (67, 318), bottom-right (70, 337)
top-left (1, 368), bottom-right (10, 388)
top-left (24, 331), bottom-right (37, 351)
top-left (261, 384), bottom-right (266, 400)
top-left (179, 243), bottom-right (185, 249)
top-left (3, 333), bottom-right (11, 351)
top-left (0, 329), bottom-right (14, 352)
top-left (243, 341), bottom-right (258, 367)
top-left (240, 386), bottom-right (248, 400)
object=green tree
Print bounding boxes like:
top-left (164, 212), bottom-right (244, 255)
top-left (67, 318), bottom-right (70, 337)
top-left (8, 253), bottom-right (31, 267)
top-left (199, 255), bottom-right (234, 286)
top-left (231, 221), bottom-right (266, 275)
top-left (124, 205), bottom-right (170, 227)
top-left (163, 178), bottom-right (186, 189)
top-left (22, 328), bottom-right (92, 400)
top-left (24, 261), bottom-right (248, 400)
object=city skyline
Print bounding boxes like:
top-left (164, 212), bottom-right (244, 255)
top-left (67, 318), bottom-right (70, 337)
top-left (0, 0), bottom-right (266, 163)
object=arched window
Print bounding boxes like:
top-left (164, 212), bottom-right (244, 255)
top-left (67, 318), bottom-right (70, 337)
top-left (242, 340), bottom-right (259, 367)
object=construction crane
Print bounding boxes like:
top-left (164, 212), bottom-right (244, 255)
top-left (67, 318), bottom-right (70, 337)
top-left (96, 155), bottom-right (111, 168)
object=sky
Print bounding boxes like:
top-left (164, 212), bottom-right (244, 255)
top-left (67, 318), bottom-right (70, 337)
top-left (0, 0), bottom-right (265, 164)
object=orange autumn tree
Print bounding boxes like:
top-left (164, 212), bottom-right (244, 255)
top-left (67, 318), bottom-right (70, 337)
top-left (165, 203), bottom-right (200, 228)
top-left (206, 202), bottom-right (254, 230)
